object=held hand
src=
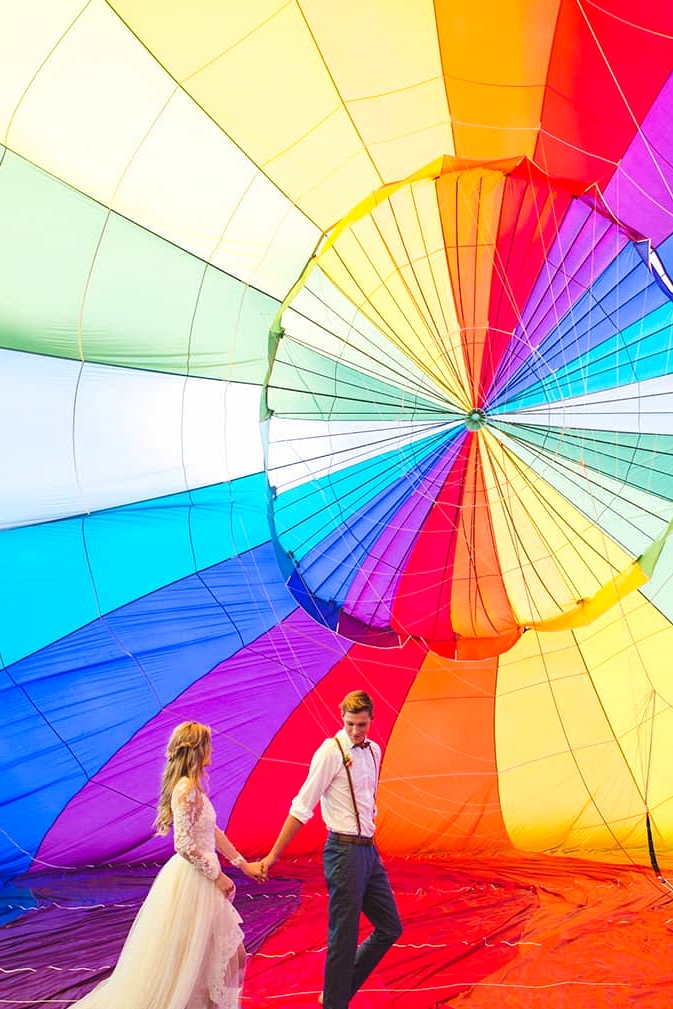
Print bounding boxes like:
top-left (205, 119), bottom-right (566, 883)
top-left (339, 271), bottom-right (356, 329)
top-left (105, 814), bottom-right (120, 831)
top-left (215, 872), bottom-right (236, 901)
top-left (241, 860), bottom-right (267, 883)
top-left (259, 856), bottom-right (274, 879)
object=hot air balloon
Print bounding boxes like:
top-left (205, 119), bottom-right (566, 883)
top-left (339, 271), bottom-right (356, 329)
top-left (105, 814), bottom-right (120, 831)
top-left (2, 1), bottom-right (673, 1007)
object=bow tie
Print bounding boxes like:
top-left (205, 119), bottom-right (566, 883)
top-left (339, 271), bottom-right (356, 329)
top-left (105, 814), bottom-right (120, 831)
top-left (353, 740), bottom-right (370, 749)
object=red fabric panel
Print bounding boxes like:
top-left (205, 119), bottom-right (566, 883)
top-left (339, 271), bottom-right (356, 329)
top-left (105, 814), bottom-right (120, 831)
top-left (481, 165), bottom-right (573, 400)
top-left (391, 439), bottom-right (469, 644)
top-left (226, 639), bottom-right (425, 857)
top-left (391, 437), bottom-right (518, 653)
top-left (244, 856), bottom-right (673, 1009)
top-left (243, 858), bottom-right (535, 1008)
top-left (449, 438), bottom-right (517, 642)
top-left (536, 0), bottom-right (673, 188)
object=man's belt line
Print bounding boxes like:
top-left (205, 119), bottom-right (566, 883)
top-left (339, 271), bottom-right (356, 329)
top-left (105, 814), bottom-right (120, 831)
top-left (328, 831), bottom-right (374, 846)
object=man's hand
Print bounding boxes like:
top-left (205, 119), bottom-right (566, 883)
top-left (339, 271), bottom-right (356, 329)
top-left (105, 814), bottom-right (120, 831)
top-left (259, 856), bottom-right (275, 879)
top-left (241, 860), bottom-right (267, 883)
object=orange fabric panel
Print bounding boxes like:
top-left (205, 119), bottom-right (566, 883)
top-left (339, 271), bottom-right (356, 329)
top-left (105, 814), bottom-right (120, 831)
top-left (436, 167), bottom-right (504, 402)
top-left (376, 650), bottom-right (510, 854)
top-left (436, 0), bottom-right (560, 163)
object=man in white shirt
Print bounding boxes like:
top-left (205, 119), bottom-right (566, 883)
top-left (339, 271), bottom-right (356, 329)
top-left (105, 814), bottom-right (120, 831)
top-left (261, 690), bottom-right (402, 1009)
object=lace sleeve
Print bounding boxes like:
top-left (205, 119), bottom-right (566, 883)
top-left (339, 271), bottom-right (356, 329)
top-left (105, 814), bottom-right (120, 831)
top-left (171, 779), bottom-right (220, 880)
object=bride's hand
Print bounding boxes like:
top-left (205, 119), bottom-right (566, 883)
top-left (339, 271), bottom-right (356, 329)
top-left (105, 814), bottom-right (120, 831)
top-left (215, 872), bottom-right (236, 900)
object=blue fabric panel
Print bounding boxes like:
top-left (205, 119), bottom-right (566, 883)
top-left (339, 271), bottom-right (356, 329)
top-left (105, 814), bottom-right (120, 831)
top-left (493, 299), bottom-right (673, 414)
top-left (0, 541), bottom-right (294, 879)
top-left (491, 243), bottom-right (669, 409)
top-left (272, 423), bottom-right (462, 558)
top-left (653, 231), bottom-right (673, 283)
top-left (287, 570), bottom-right (340, 629)
top-left (294, 430), bottom-right (464, 602)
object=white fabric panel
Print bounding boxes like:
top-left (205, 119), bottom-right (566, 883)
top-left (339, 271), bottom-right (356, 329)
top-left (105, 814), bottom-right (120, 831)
top-left (0, 350), bottom-right (263, 529)
top-left (266, 416), bottom-right (457, 493)
top-left (208, 170), bottom-right (318, 299)
top-left (497, 373), bottom-right (673, 434)
top-left (1, 0), bottom-right (319, 299)
top-left (4, 1), bottom-right (173, 206)
top-left (0, 0), bottom-right (85, 138)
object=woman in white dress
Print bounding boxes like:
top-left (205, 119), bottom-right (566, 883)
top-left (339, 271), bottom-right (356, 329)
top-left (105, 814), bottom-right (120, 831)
top-left (70, 720), bottom-right (264, 1009)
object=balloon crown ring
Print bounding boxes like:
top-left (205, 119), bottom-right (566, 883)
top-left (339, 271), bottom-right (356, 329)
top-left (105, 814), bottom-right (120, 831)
top-left (464, 408), bottom-right (487, 431)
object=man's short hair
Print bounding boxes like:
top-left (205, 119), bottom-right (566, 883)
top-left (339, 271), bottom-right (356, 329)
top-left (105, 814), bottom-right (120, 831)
top-left (340, 690), bottom-right (374, 718)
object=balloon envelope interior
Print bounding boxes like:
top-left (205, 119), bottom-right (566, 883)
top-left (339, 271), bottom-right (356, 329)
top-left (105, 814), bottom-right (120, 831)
top-left (3, 10), bottom-right (673, 1002)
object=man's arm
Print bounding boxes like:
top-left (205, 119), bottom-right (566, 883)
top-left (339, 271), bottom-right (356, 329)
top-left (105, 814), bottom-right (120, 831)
top-left (261, 738), bottom-right (341, 874)
top-left (262, 814), bottom-right (304, 870)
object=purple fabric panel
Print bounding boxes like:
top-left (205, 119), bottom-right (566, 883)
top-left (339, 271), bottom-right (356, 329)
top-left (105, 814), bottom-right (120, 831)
top-left (491, 204), bottom-right (626, 398)
top-left (34, 609), bottom-right (351, 870)
top-left (604, 72), bottom-right (673, 246)
top-left (344, 435), bottom-right (465, 626)
top-left (1, 867), bottom-right (299, 1004)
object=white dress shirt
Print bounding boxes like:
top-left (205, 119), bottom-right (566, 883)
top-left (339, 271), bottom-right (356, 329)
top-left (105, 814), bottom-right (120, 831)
top-left (289, 728), bottom-right (380, 837)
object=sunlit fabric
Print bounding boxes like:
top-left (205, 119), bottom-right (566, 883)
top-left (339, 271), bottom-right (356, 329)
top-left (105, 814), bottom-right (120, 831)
top-left (2, 2), bottom-right (673, 1008)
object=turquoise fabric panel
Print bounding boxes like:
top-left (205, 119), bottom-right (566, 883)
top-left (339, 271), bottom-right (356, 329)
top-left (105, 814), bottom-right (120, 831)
top-left (0, 474), bottom-right (270, 666)
top-left (273, 425), bottom-right (463, 558)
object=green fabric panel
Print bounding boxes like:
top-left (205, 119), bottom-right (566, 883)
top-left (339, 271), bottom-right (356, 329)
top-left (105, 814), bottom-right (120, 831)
top-left (0, 150), bottom-right (276, 381)
top-left (190, 267), bottom-right (279, 382)
top-left (268, 336), bottom-right (459, 421)
top-left (0, 153), bottom-right (107, 359)
top-left (496, 422), bottom-right (673, 500)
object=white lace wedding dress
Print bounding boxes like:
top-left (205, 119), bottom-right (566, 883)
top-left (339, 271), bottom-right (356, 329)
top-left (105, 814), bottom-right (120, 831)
top-left (70, 778), bottom-right (245, 1009)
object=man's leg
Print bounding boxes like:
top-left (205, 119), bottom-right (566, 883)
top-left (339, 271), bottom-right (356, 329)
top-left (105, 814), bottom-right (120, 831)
top-left (350, 849), bottom-right (402, 997)
top-left (323, 840), bottom-right (365, 1009)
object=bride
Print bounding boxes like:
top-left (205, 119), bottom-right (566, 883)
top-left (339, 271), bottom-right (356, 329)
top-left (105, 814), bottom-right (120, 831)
top-left (70, 720), bottom-right (265, 1009)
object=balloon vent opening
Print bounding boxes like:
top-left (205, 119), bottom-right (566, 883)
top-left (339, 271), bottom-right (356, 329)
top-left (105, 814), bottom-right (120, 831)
top-left (465, 408), bottom-right (487, 431)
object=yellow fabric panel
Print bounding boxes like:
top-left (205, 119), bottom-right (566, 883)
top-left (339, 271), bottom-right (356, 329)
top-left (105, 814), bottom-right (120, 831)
top-left (478, 431), bottom-right (633, 624)
top-left (437, 0), bottom-right (560, 161)
top-left (112, 0), bottom-right (451, 230)
top-left (531, 562), bottom-right (648, 632)
top-left (408, 180), bottom-right (467, 394)
top-left (110, 0), bottom-right (284, 82)
top-left (496, 592), bottom-right (673, 859)
top-left (346, 80), bottom-right (453, 185)
top-left (300, 0), bottom-right (454, 181)
top-left (7, 2), bottom-right (175, 211)
top-left (314, 176), bottom-right (471, 406)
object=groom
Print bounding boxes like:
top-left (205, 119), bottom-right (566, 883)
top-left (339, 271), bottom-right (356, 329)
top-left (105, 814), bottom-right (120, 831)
top-left (261, 690), bottom-right (402, 1008)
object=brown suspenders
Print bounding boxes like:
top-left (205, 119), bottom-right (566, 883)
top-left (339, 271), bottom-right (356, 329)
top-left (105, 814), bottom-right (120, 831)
top-left (333, 735), bottom-right (378, 837)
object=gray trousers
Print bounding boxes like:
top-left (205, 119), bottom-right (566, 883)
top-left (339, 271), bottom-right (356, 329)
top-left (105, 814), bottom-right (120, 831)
top-left (322, 836), bottom-right (403, 1009)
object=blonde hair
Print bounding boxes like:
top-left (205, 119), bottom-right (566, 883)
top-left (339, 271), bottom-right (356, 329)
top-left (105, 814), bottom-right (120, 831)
top-left (155, 721), bottom-right (211, 835)
top-left (340, 690), bottom-right (374, 717)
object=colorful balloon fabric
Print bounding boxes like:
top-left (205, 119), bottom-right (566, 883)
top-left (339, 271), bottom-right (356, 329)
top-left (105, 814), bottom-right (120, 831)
top-left (2, 2), bottom-right (673, 1007)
